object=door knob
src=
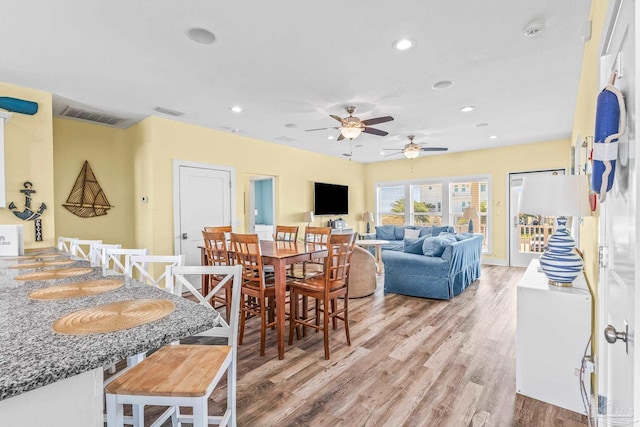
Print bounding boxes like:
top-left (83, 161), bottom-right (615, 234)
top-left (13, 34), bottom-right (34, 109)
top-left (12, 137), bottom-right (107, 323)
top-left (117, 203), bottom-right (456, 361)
top-left (604, 324), bottom-right (629, 354)
top-left (182, 233), bottom-right (188, 240)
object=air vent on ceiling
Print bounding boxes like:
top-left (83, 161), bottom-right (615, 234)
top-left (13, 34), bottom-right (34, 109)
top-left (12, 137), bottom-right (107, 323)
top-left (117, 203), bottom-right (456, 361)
top-left (59, 105), bottom-right (128, 127)
top-left (153, 106), bottom-right (185, 117)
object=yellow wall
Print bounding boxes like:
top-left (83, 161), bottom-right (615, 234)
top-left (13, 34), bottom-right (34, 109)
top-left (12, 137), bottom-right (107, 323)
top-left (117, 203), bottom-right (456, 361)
top-left (0, 83), bottom-right (54, 247)
top-left (572, 0), bottom-right (610, 292)
top-left (53, 118), bottom-right (136, 247)
top-left (364, 139), bottom-right (572, 263)
top-left (134, 116), bottom-right (366, 255)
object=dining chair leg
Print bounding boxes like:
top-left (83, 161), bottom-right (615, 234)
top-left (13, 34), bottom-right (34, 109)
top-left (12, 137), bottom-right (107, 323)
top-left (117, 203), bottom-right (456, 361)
top-left (260, 298), bottom-right (267, 356)
top-left (344, 296), bottom-right (351, 346)
top-left (228, 348), bottom-right (237, 427)
top-left (331, 298), bottom-right (338, 330)
top-left (225, 284), bottom-right (232, 323)
top-left (105, 394), bottom-right (123, 427)
top-left (323, 297), bottom-right (331, 360)
top-left (301, 295), bottom-right (309, 337)
top-left (132, 403), bottom-right (144, 427)
top-left (288, 289), bottom-right (298, 345)
top-left (239, 295), bottom-right (247, 345)
top-left (193, 397), bottom-right (208, 427)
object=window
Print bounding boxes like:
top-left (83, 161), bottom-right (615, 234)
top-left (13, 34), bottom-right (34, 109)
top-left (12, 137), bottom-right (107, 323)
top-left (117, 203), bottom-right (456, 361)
top-left (376, 175), bottom-right (491, 252)
top-left (377, 185), bottom-right (405, 225)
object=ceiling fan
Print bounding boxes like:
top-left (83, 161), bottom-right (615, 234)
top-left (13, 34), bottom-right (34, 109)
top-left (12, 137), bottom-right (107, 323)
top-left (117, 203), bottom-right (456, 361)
top-left (384, 135), bottom-right (448, 159)
top-left (306, 106), bottom-right (394, 141)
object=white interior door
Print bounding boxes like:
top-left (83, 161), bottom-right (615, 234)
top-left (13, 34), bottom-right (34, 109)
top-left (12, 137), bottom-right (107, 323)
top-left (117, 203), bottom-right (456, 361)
top-left (597, 0), bottom-right (638, 424)
top-left (509, 170), bottom-right (564, 267)
top-left (174, 161), bottom-right (233, 268)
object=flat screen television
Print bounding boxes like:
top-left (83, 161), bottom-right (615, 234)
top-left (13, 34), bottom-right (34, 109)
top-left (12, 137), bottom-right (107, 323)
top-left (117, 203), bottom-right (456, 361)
top-left (314, 182), bottom-right (348, 215)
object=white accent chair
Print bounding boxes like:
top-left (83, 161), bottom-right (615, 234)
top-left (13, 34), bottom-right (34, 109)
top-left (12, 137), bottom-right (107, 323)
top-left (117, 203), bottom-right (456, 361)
top-left (101, 248), bottom-right (148, 276)
top-left (105, 265), bottom-right (242, 427)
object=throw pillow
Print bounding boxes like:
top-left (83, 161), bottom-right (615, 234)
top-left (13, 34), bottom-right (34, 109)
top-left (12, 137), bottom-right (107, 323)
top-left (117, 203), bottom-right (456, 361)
top-left (404, 229), bottom-right (421, 239)
top-left (422, 235), bottom-right (453, 257)
top-left (403, 236), bottom-right (426, 255)
top-left (439, 233), bottom-right (457, 244)
top-left (417, 226), bottom-right (433, 237)
top-left (375, 225), bottom-right (395, 241)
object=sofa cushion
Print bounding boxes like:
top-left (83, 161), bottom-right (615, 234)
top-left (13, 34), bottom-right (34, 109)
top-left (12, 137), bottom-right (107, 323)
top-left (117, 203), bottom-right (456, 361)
top-left (403, 236), bottom-right (426, 254)
top-left (432, 225), bottom-right (453, 236)
top-left (394, 226), bottom-right (412, 240)
top-left (422, 234), bottom-right (457, 257)
top-left (455, 233), bottom-right (474, 241)
top-left (417, 226), bottom-right (433, 237)
top-left (375, 225), bottom-right (396, 241)
top-left (404, 229), bottom-right (421, 239)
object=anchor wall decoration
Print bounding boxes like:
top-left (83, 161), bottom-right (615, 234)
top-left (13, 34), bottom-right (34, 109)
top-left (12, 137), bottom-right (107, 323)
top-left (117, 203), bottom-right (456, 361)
top-left (8, 181), bottom-right (47, 242)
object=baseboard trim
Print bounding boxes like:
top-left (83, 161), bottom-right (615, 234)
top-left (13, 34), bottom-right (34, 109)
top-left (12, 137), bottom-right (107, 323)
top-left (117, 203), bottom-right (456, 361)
top-left (481, 258), bottom-right (508, 266)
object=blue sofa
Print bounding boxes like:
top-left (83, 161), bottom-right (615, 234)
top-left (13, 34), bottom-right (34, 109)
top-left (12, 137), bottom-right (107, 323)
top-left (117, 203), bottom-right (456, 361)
top-left (366, 225), bottom-right (455, 251)
top-left (382, 233), bottom-right (482, 300)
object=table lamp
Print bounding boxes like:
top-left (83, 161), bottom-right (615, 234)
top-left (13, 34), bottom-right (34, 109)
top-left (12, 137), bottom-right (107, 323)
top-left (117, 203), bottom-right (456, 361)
top-left (362, 212), bottom-right (374, 233)
top-left (519, 174), bottom-right (590, 287)
top-left (462, 206), bottom-right (478, 233)
top-left (303, 211), bottom-right (314, 227)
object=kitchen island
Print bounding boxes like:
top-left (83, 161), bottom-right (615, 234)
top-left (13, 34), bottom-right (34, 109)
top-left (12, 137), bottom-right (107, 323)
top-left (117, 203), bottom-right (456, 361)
top-left (0, 249), bottom-right (221, 426)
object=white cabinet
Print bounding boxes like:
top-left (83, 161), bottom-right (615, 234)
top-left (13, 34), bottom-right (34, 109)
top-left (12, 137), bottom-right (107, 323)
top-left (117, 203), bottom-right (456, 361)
top-left (516, 259), bottom-right (591, 414)
top-left (254, 224), bottom-right (274, 241)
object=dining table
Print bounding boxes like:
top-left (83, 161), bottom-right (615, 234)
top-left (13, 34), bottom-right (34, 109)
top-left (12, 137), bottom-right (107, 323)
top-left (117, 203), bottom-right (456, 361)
top-left (201, 239), bottom-right (328, 359)
top-left (0, 247), bottom-right (221, 427)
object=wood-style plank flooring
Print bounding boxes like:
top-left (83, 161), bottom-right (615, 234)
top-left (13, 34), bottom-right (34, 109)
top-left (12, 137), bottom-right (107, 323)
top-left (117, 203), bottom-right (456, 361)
top-left (140, 265), bottom-right (587, 426)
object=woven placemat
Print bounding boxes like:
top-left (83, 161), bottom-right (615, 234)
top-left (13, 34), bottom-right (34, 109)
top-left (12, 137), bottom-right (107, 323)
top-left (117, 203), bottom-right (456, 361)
top-left (15, 267), bottom-right (94, 281)
top-left (28, 279), bottom-right (124, 300)
top-left (6, 253), bottom-right (62, 261)
top-left (53, 299), bottom-right (175, 335)
top-left (9, 260), bottom-right (75, 269)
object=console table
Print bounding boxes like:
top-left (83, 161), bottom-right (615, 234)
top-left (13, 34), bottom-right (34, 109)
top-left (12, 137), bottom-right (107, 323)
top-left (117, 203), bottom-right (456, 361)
top-left (516, 258), bottom-right (591, 414)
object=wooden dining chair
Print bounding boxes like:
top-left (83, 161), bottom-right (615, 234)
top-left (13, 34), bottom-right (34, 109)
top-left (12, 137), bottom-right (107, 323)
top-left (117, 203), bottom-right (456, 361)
top-left (300, 226), bottom-right (332, 278)
top-left (273, 225), bottom-right (299, 242)
top-left (202, 230), bottom-right (233, 321)
top-left (230, 232), bottom-right (277, 357)
top-left (105, 264), bottom-right (242, 427)
top-left (288, 233), bottom-right (356, 359)
top-left (203, 225), bottom-right (232, 233)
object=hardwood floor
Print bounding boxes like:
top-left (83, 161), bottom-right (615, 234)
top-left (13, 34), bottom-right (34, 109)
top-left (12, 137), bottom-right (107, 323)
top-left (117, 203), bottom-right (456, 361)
top-left (142, 265), bottom-right (588, 426)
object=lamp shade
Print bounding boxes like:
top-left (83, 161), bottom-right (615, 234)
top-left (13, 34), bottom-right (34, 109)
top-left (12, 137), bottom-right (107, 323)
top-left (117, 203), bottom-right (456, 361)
top-left (362, 212), bottom-right (374, 222)
top-left (303, 211), bottom-right (314, 223)
top-left (462, 206), bottom-right (478, 219)
top-left (519, 174), bottom-right (590, 218)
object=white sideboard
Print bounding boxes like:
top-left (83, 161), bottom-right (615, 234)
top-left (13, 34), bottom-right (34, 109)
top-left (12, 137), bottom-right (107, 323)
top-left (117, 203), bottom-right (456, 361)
top-left (516, 258), bottom-right (591, 414)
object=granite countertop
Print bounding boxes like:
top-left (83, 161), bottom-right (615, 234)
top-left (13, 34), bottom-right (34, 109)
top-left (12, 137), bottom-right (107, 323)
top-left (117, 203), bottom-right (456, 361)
top-left (0, 249), bottom-right (221, 401)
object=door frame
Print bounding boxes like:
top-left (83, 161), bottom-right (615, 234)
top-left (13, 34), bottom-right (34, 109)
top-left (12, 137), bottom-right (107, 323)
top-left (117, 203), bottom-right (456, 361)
top-left (172, 159), bottom-right (236, 256)
top-left (248, 175), bottom-right (276, 233)
top-left (507, 169), bottom-right (566, 267)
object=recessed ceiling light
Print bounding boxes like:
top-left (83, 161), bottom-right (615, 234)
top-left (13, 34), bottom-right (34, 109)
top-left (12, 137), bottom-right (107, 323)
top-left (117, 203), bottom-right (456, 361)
top-left (327, 136), bottom-right (335, 140)
top-left (393, 38), bottom-right (415, 51)
top-left (459, 106), bottom-right (475, 113)
top-left (489, 135), bottom-right (498, 139)
top-left (380, 151), bottom-right (386, 155)
top-left (475, 123), bottom-right (489, 128)
top-left (285, 123), bottom-right (298, 128)
top-left (432, 80), bottom-right (454, 90)
top-left (187, 28), bottom-right (216, 44)
top-left (230, 105), bottom-right (242, 113)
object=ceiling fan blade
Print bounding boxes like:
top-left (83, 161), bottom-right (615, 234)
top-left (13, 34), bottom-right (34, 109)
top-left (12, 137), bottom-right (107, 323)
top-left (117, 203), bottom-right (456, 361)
top-left (361, 116), bottom-right (394, 126)
top-left (329, 115), bottom-right (343, 123)
top-left (305, 126), bottom-right (339, 132)
top-left (384, 152), bottom-right (402, 157)
top-left (382, 148), bottom-right (403, 151)
top-left (362, 127), bottom-right (389, 137)
top-left (420, 147), bottom-right (449, 151)
top-left (337, 133), bottom-right (345, 141)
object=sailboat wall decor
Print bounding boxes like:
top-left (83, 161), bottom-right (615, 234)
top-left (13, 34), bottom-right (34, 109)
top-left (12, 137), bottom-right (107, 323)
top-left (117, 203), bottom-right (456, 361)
top-left (62, 161), bottom-right (114, 218)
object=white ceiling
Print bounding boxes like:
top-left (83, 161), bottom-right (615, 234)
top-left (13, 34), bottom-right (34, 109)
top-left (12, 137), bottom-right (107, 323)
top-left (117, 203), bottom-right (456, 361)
top-left (1, 1), bottom-right (591, 163)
